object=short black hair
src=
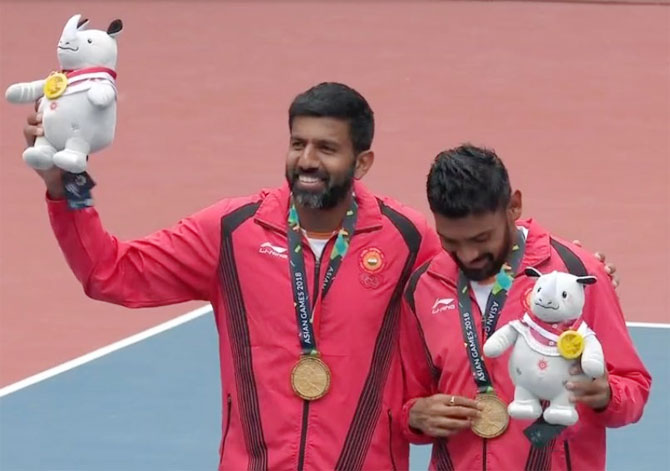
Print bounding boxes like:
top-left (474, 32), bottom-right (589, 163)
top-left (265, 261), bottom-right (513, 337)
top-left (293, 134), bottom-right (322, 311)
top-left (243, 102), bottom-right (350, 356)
top-left (427, 144), bottom-right (511, 218)
top-left (288, 82), bottom-right (374, 155)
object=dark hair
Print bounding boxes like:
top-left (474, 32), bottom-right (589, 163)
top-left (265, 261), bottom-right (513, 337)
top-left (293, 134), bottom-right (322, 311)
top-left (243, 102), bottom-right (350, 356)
top-left (427, 144), bottom-right (511, 218)
top-left (288, 82), bottom-right (374, 154)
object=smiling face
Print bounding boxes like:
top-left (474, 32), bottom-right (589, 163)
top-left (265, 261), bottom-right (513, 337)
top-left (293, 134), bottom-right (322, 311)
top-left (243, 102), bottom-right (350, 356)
top-left (285, 116), bottom-right (363, 210)
top-left (529, 271), bottom-right (588, 322)
top-left (285, 82), bottom-right (375, 211)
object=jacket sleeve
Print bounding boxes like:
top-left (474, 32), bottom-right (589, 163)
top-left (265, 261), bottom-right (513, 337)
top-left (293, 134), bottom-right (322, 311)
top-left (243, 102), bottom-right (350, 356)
top-left (399, 279), bottom-right (439, 444)
top-left (47, 195), bottom-right (224, 308)
top-left (581, 260), bottom-right (652, 428)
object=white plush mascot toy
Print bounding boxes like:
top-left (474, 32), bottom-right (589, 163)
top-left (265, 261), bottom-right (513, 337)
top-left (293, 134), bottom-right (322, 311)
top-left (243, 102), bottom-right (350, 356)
top-left (5, 14), bottom-right (122, 173)
top-left (483, 268), bottom-right (605, 426)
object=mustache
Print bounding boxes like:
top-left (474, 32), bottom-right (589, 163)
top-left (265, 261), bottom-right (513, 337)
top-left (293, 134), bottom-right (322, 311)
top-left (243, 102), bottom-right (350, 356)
top-left (470, 254), bottom-right (493, 265)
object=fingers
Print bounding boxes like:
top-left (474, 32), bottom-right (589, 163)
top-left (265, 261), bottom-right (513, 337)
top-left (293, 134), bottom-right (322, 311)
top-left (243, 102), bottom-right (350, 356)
top-left (571, 241), bottom-right (610, 269)
top-left (572, 243), bottom-right (618, 284)
top-left (432, 404), bottom-right (482, 420)
top-left (410, 394), bottom-right (484, 438)
top-left (603, 262), bottom-right (619, 289)
top-left (422, 416), bottom-right (473, 437)
top-left (27, 112), bottom-right (42, 126)
top-left (566, 379), bottom-right (597, 402)
top-left (565, 377), bottom-right (611, 410)
top-left (433, 394), bottom-right (482, 410)
top-left (568, 387), bottom-right (610, 409)
top-left (427, 396), bottom-right (482, 437)
top-left (590, 250), bottom-right (621, 288)
top-left (569, 390), bottom-right (605, 405)
top-left (23, 123), bottom-right (43, 147)
top-left (429, 395), bottom-right (483, 419)
top-left (566, 379), bottom-right (596, 395)
top-left (24, 124), bottom-right (43, 137)
top-left (23, 113), bottom-right (43, 147)
top-left (601, 261), bottom-right (620, 288)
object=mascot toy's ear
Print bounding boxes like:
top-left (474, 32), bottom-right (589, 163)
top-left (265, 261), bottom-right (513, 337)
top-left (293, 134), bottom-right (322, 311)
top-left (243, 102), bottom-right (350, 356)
top-left (107, 19), bottom-right (123, 38)
top-left (525, 267), bottom-right (543, 278)
top-left (77, 17), bottom-right (89, 30)
top-left (576, 275), bottom-right (597, 285)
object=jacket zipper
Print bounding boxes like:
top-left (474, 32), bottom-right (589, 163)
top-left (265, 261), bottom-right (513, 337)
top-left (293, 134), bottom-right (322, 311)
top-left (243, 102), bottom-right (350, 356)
top-left (564, 440), bottom-right (572, 471)
top-left (297, 400), bottom-right (310, 471)
top-left (297, 256), bottom-right (322, 471)
top-left (481, 304), bottom-right (488, 471)
top-left (220, 394), bottom-right (232, 465)
top-left (388, 410), bottom-right (397, 471)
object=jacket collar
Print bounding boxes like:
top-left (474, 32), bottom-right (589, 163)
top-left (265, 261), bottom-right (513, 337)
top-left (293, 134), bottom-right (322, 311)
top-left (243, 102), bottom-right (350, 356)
top-left (254, 180), bottom-right (383, 234)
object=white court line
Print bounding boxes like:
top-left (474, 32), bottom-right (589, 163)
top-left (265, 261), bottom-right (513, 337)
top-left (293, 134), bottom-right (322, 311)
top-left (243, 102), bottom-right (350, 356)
top-left (0, 308), bottom-right (667, 398)
top-left (0, 304), bottom-right (213, 398)
top-left (626, 321), bottom-right (670, 329)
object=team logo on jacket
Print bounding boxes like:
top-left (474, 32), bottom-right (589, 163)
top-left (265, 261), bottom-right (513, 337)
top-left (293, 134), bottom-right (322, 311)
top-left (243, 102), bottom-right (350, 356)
top-left (432, 298), bottom-right (456, 314)
top-left (359, 272), bottom-right (381, 289)
top-left (358, 247), bottom-right (385, 288)
top-left (259, 242), bottom-right (288, 259)
top-left (359, 247), bottom-right (385, 273)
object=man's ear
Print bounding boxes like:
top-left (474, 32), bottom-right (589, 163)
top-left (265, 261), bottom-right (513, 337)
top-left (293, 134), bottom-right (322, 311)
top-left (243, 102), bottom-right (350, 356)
top-left (354, 150), bottom-right (374, 179)
top-left (508, 189), bottom-right (522, 220)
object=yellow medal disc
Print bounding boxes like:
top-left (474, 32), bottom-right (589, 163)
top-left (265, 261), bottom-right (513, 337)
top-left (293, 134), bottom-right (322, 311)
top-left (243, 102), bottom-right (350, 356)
top-left (291, 355), bottom-right (331, 401)
top-left (471, 393), bottom-right (509, 439)
top-left (43, 72), bottom-right (68, 99)
top-left (557, 330), bottom-right (584, 359)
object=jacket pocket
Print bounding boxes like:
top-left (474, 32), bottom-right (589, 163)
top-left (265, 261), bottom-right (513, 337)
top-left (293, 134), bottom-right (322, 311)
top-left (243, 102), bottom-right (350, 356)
top-left (220, 394), bottom-right (232, 466)
top-left (387, 409), bottom-right (397, 471)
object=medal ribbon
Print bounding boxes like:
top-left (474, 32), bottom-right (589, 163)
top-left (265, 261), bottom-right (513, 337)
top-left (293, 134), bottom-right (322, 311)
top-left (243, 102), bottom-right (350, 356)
top-left (457, 229), bottom-right (526, 393)
top-left (523, 311), bottom-right (583, 338)
top-left (65, 66), bottom-right (117, 79)
top-left (287, 196), bottom-right (357, 355)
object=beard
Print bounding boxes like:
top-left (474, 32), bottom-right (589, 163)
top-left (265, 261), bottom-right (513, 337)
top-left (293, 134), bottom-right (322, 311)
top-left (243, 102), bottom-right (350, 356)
top-left (454, 225), bottom-right (514, 282)
top-left (286, 164), bottom-right (355, 210)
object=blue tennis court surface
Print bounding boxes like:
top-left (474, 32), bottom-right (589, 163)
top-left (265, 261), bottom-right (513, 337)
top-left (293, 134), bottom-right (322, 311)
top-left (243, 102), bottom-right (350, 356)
top-left (1, 312), bottom-right (667, 470)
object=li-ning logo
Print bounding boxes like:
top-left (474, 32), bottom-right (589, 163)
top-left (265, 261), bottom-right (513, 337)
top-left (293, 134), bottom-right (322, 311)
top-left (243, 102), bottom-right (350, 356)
top-left (259, 242), bottom-right (288, 259)
top-left (432, 298), bottom-right (456, 314)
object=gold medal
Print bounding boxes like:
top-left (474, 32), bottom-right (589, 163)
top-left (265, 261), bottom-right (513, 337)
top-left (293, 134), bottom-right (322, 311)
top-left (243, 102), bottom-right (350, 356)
top-left (291, 355), bottom-right (331, 401)
top-left (471, 393), bottom-right (509, 439)
top-left (44, 72), bottom-right (68, 99)
top-left (557, 330), bottom-right (584, 359)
